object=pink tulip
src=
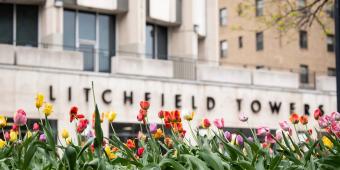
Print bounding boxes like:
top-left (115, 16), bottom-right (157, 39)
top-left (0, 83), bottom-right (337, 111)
top-left (4, 131), bottom-right (10, 141)
top-left (14, 109), bottom-right (27, 126)
top-left (213, 118), bottom-right (224, 129)
top-left (288, 127), bottom-right (293, 136)
top-left (257, 127), bottom-right (269, 136)
top-left (275, 129), bottom-right (283, 141)
top-left (238, 113), bottom-right (248, 122)
top-left (149, 123), bottom-right (157, 133)
top-left (318, 116), bottom-right (329, 129)
top-left (279, 121), bottom-right (289, 131)
top-left (331, 112), bottom-right (340, 121)
top-left (224, 131), bottom-right (232, 141)
top-left (33, 123), bottom-right (40, 131)
top-left (265, 133), bottom-right (275, 144)
top-left (247, 137), bottom-right (254, 142)
top-left (330, 122), bottom-right (340, 133)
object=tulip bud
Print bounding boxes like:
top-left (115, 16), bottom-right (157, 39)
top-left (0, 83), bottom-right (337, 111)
top-left (224, 131), bottom-right (232, 141)
top-left (61, 128), bottom-right (69, 139)
top-left (14, 109), bottom-right (27, 126)
top-left (0, 116), bottom-right (7, 128)
top-left (140, 101), bottom-right (150, 110)
top-left (39, 134), bottom-right (46, 142)
top-left (235, 135), bottom-right (244, 146)
top-left (33, 123), bottom-right (40, 131)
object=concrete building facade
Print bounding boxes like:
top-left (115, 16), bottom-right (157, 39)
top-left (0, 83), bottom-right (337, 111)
top-left (219, 0), bottom-right (336, 89)
top-left (0, 0), bottom-right (336, 140)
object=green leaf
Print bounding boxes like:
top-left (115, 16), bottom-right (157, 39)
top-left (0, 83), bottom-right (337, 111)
top-left (198, 149), bottom-right (224, 170)
top-left (269, 153), bottom-right (283, 170)
top-left (304, 140), bottom-right (319, 164)
top-left (159, 158), bottom-right (186, 170)
top-left (180, 154), bottom-right (209, 170)
top-left (65, 146), bottom-right (77, 170)
top-left (77, 137), bottom-right (94, 159)
top-left (23, 142), bottom-right (37, 168)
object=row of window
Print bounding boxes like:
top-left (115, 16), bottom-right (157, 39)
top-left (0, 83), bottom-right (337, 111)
top-left (220, 31), bottom-right (335, 58)
top-left (219, 0), bottom-right (334, 26)
top-left (300, 66), bottom-right (336, 84)
top-left (0, 4), bottom-right (168, 73)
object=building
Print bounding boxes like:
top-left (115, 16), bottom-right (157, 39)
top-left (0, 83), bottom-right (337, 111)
top-left (0, 0), bottom-right (336, 141)
top-left (219, 0), bottom-right (336, 89)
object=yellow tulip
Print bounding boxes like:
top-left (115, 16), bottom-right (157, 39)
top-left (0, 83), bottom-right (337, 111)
top-left (43, 103), bottom-right (53, 117)
top-left (0, 139), bottom-right (6, 149)
top-left (10, 130), bottom-right (17, 142)
top-left (322, 136), bottom-right (334, 149)
top-left (26, 131), bottom-right (32, 139)
top-left (0, 115), bottom-right (7, 128)
top-left (61, 128), bottom-right (69, 139)
top-left (66, 137), bottom-right (72, 145)
top-left (35, 93), bottom-right (44, 109)
top-left (106, 111), bottom-right (117, 122)
top-left (184, 112), bottom-right (195, 121)
top-left (104, 146), bottom-right (117, 160)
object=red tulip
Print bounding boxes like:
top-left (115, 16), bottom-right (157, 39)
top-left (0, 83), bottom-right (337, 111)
top-left (137, 147), bottom-right (144, 157)
top-left (126, 139), bottom-right (135, 149)
top-left (70, 106), bottom-right (85, 122)
top-left (201, 118), bottom-right (211, 128)
top-left (313, 109), bottom-right (322, 120)
top-left (140, 101), bottom-right (150, 110)
top-left (158, 110), bottom-right (164, 119)
top-left (77, 119), bottom-right (89, 133)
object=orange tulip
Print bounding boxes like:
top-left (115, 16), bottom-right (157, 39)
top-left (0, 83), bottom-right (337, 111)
top-left (299, 115), bottom-right (308, 125)
top-left (289, 113), bottom-right (299, 124)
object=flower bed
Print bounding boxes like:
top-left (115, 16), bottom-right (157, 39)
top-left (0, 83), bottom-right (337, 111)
top-left (0, 85), bottom-right (339, 169)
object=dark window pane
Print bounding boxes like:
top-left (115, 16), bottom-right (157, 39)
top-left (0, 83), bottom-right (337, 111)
top-left (239, 36), bottom-right (243, 48)
top-left (99, 15), bottom-right (111, 72)
top-left (63, 10), bottom-right (76, 50)
top-left (79, 12), bottom-right (96, 40)
top-left (256, 32), bottom-right (263, 51)
top-left (16, 5), bottom-right (38, 47)
top-left (80, 44), bottom-right (95, 71)
top-left (327, 34), bottom-right (334, 52)
top-left (146, 24), bottom-right (154, 58)
top-left (300, 65), bottom-right (309, 83)
top-left (0, 4), bottom-right (13, 44)
top-left (256, 0), bottom-right (263, 16)
top-left (299, 31), bottom-right (308, 49)
top-left (328, 68), bottom-right (336, 76)
top-left (157, 26), bottom-right (168, 60)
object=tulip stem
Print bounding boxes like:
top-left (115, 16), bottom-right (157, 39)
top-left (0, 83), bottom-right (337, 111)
top-left (2, 128), bottom-right (6, 142)
top-left (247, 122), bottom-right (258, 143)
top-left (18, 126), bottom-right (21, 141)
top-left (293, 124), bottom-right (301, 143)
top-left (110, 123), bottom-right (116, 136)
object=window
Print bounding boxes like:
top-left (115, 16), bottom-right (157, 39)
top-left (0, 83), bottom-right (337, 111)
top-left (328, 68), bottom-right (336, 77)
top-left (63, 10), bottom-right (115, 73)
top-left (299, 30), bottom-right (308, 49)
top-left (327, 34), bottom-right (335, 52)
top-left (238, 36), bottom-right (243, 48)
top-left (0, 4), bottom-right (38, 47)
top-left (300, 65), bottom-right (309, 84)
top-left (255, 0), bottom-right (264, 16)
top-left (256, 32), bottom-right (263, 51)
top-left (237, 3), bottom-right (243, 16)
top-left (220, 40), bottom-right (228, 58)
top-left (220, 8), bottom-right (227, 26)
top-left (297, 0), bottom-right (308, 14)
top-left (326, 5), bottom-right (334, 18)
top-left (145, 23), bottom-right (168, 60)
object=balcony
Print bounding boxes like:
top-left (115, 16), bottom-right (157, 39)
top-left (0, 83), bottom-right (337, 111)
top-left (146, 0), bottom-right (181, 26)
top-left (63, 0), bottom-right (128, 14)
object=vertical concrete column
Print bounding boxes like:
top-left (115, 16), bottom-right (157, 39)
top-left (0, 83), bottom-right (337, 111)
top-left (40, 0), bottom-right (63, 50)
top-left (117, 0), bottom-right (146, 58)
top-left (197, 0), bottom-right (219, 66)
top-left (168, 0), bottom-right (198, 60)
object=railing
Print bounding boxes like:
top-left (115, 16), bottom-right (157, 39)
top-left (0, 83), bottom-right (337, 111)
top-left (0, 42), bottom-right (334, 90)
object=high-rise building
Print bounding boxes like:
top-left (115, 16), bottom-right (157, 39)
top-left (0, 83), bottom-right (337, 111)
top-left (0, 0), bottom-right (336, 140)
